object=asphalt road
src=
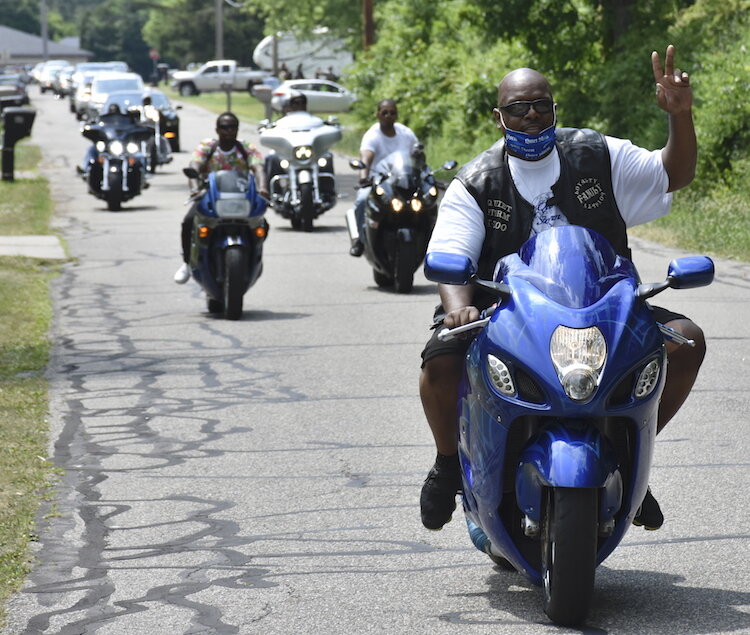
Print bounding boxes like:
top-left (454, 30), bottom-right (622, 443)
top-left (3, 86), bottom-right (750, 635)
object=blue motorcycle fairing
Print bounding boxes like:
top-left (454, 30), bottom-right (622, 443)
top-left (189, 170), bottom-right (266, 302)
top-left (515, 421), bottom-right (623, 522)
top-left (458, 226), bottom-right (667, 584)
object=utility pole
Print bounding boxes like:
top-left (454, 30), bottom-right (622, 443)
top-left (40, 0), bottom-right (49, 61)
top-left (362, 0), bottom-right (374, 50)
top-left (215, 0), bottom-right (224, 59)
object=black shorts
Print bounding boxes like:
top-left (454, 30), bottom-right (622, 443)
top-left (420, 304), bottom-right (690, 367)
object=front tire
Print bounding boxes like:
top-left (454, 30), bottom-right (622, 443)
top-left (373, 270), bottom-right (393, 288)
top-left (299, 183), bottom-right (314, 232)
top-left (393, 240), bottom-right (417, 293)
top-left (147, 139), bottom-right (158, 174)
top-left (541, 487), bottom-right (598, 626)
top-left (223, 246), bottom-right (246, 320)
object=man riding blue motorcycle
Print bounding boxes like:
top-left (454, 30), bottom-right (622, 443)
top-left (419, 44), bottom-right (703, 535)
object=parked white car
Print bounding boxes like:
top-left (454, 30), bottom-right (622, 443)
top-left (270, 79), bottom-right (356, 113)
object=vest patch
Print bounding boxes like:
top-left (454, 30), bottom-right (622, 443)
top-left (487, 199), bottom-right (512, 231)
top-left (574, 177), bottom-right (606, 209)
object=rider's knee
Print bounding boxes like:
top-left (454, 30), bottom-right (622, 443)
top-left (667, 319), bottom-right (706, 369)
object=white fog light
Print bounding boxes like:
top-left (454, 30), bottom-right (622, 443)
top-left (126, 142), bottom-right (139, 154)
top-left (317, 157), bottom-right (328, 167)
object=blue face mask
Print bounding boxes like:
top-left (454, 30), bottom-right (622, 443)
top-left (500, 112), bottom-right (557, 160)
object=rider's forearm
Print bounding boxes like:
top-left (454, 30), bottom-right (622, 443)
top-left (662, 110), bottom-right (697, 193)
top-left (439, 283), bottom-right (475, 313)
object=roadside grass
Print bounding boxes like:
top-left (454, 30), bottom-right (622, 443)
top-left (0, 143), bottom-right (61, 627)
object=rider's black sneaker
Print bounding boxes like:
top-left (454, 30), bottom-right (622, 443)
top-left (349, 239), bottom-right (364, 257)
top-left (420, 453), bottom-right (462, 530)
top-left (633, 486), bottom-right (664, 530)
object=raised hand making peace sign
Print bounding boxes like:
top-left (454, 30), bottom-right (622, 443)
top-left (652, 44), bottom-right (693, 115)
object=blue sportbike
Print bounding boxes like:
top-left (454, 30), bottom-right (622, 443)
top-left (182, 168), bottom-right (268, 320)
top-left (424, 226), bottom-right (713, 626)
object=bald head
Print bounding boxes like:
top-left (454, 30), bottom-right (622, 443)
top-left (497, 68), bottom-right (553, 106)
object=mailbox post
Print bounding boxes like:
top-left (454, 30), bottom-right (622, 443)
top-left (2, 107), bottom-right (36, 182)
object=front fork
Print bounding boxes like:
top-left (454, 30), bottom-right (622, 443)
top-left (514, 422), bottom-right (623, 538)
top-left (99, 156), bottom-right (129, 193)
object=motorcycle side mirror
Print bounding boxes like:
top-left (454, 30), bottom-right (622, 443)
top-left (326, 115), bottom-right (340, 126)
top-left (637, 255), bottom-right (714, 299)
top-left (667, 256), bottom-right (714, 289)
top-left (258, 118), bottom-right (270, 129)
top-left (424, 252), bottom-right (475, 285)
top-left (349, 159), bottom-right (365, 170)
top-left (441, 160), bottom-right (458, 171)
top-left (183, 167), bottom-right (200, 179)
top-left (176, 105), bottom-right (183, 110)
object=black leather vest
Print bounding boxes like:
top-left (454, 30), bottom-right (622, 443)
top-left (455, 127), bottom-right (630, 281)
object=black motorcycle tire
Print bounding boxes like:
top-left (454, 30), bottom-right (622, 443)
top-left (394, 240), bottom-right (417, 294)
top-left (207, 298), bottom-right (223, 314)
top-left (541, 487), bottom-right (597, 626)
top-left (106, 192), bottom-right (122, 211)
top-left (147, 139), bottom-right (158, 174)
top-left (299, 183), bottom-right (314, 232)
top-left (373, 270), bottom-right (394, 288)
top-left (223, 246), bottom-right (245, 320)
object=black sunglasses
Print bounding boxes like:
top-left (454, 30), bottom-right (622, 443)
top-left (217, 123), bottom-right (238, 130)
top-left (498, 99), bottom-right (554, 117)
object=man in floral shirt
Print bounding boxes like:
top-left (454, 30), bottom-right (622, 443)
top-left (174, 112), bottom-right (268, 283)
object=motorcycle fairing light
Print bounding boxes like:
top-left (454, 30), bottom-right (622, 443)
top-left (96, 141), bottom-right (106, 152)
top-left (391, 198), bottom-right (405, 212)
top-left (487, 354), bottom-right (516, 396)
top-left (410, 198), bottom-right (423, 212)
top-left (126, 142), bottom-right (139, 154)
top-left (280, 159), bottom-right (290, 169)
top-left (428, 185), bottom-right (438, 197)
top-left (317, 157), bottom-right (328, 168)
top-left (294, 145), bottom-right (313, 161)
top-left (109, 140), bottom-right (124, 155)
top-left (375, 185), bottom-right (385, 196)
top-left (635, 358), bottom-right (661, 399)
top-left (550, 325), bottom-right (607, 402)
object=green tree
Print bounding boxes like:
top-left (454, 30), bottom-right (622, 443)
top-left (79, 0), bottom-right (151, 76)
top-left (143, 0), bottom-right (265, 68)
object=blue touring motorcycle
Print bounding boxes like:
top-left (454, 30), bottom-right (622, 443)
top-left (424, 226), bottom-right (714, 626)
top-left (182, 168), bottom-right (268, 320)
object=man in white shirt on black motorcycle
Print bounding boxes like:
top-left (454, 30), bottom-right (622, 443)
top-left (349, 99), bottom-right (419, 257)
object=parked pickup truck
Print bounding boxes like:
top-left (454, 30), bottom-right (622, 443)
top-left (170, 60), bottom-right (269, 96)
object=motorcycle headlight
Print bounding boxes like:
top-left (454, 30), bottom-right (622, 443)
top-left (375, 185), bottom-right (385, 197)
top-left (280, 159), bottom-right (289, 169)
top-left (487, 354), bottom-right (516, 396)
top-left (428, 185), bottom-right (438, 197)
top-left (391, 198), bottom-right (404, 213)
top-left (109, 140), bottom-right (124, 155)
top-left (317, 157), bottom-right (328, 167)
top-left (550, 326), bottom-right (606, 402)
top-left (410, 198), bottom-right (423, 212)
top-left (126, 142), bottom-right (139, 154)
top-left (294, 145), bottom-right (313, 161)
top-left (95, 141), bottom-right (106, 152)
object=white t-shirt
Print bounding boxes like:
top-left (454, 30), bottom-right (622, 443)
top-left (429, 135), bottom-right (671, 268)
top-left (360, 122), bottom-right (419, 172)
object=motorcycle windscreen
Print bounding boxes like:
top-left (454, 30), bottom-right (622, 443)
top-left (373, 151), bottom-right (420, 194)
top-left (213, 170), bottom-right (253, 218)
top-left (494, 226), bottom-right (636, 308)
